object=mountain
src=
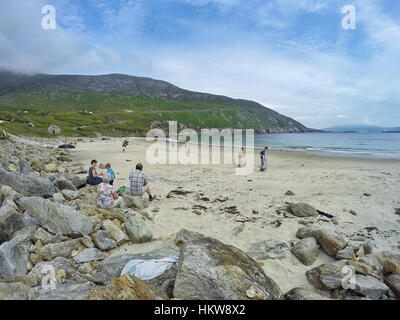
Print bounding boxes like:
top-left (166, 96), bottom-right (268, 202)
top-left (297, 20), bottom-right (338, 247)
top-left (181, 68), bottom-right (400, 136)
top-left (0, 71), bottom-right (315, 137)
top-left (322, 124), bottom-right (400, 133)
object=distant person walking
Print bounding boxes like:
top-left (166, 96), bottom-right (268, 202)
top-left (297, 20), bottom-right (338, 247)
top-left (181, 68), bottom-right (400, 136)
top-left (238, 147), bottom-right (246, 167)
top-left (105, 163), bottom-right (115, 185)
top-left (129, 163), bottom-right (154, 201)
top-left (122, 139), bottom-right (129, 153)
top-left (87, 160), bottom-right (103, 185)
top-left (96, 173), bottom-right (123, 209)
top-left (260, 146), bottom-right (268, 172)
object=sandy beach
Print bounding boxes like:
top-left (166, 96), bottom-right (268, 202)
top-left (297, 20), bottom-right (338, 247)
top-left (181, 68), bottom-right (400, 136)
top-left (69, 136), bottom-right (400, 293)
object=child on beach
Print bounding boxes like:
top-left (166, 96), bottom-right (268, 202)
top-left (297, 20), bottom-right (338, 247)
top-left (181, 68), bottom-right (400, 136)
top-left (122, 139), bottom-right (129, 152)
top-left (260, 146), bottom-right (268, 172)
top-left (105, 163), bottom-right (115, 185)
top-left (238, 147), bottom-right (246, 167)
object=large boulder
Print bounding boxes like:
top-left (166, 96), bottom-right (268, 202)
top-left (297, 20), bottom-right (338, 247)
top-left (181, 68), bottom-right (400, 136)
top-left (61, 189), bottom-right (80, 201)
top-left (37, 239), bottom-right (82, 261)
top-left (86, 275), bottom-right (169, 300)
top-left (0, 232), bottom-right (31, 281)
top-left (53, 177), bottom-right (77, 191)
top-left (306, 261), bottom-right (348, 290)
top-left (291, 237), bottom-right (319, 266)
top-left (29, 280), bottom-right (96, 300)
top-left (124, 214), bottom-right (153, 243)
top-left (74, 248), bottom-right (105, 264)
top-left (0, 204), bottom-right (24, 243)
top-left (385, 274), bottom-right (400, 298)
top-left (50, 173), bottom-right (86, 190)
top-left (246, 240), bottom-right (289, 260)
top-left (352, 275), bottom-right (389, 300)
top-left (173, 235), bottom-right (282, 300)
top-left (0, 167), bottom-right (59, 197)
top-left (91, 230), bottom-right (117, 251)
top-left (19, 197), bottom-right (92, 237)
top-left (288, 203), bottom-right (319, 217)
top-left (380, 251), bottom-right (400, 274)
top-left (102, 220), bottom-right (129, 245)
top-left (0, 282), bottom-right (32, 300)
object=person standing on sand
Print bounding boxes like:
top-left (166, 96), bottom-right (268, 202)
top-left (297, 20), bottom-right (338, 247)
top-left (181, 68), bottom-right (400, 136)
top-left (238, 147), bottom-right (246, 167)
top-left (260, 146), bottom-right (268, 172)
top-left (122, 139), bottom-right (129, 152)
top-left (129, 163), bottom-right (154, 201)
top-left (87, 160), bottom-right (103, 185)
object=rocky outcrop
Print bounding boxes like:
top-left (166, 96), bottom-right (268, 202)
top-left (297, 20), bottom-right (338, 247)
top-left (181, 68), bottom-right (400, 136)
top-left (19, 197), bottom-right (92, 237)
top-left (0, 167), bottom-right (59, 197)
top-left (173, 235), bottom-right (282, 300)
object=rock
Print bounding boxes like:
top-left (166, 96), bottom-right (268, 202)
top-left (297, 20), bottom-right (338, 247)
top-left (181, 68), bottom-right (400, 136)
top-left (33, 228), bottom-right (53, 245)
top-left (306, 261), bottom-right (348, 290)
top-left (363, 193), bottom-right (372, 197)
top-left (385, 274), bottom-right (400, 298)
top-left (0, 204), bottom-right (24, 243)
top-left (86, 275), bottom-right (169, 300)
top-left (11, 274), bottom-right (38, 287)
top-left (288, 203), bottom-right (318, 217)
top-left (312, 227), bottom-right (347, 257)
top-left (44, 163), bottom-right (58, 173)
top-left (53, 177), bottom-right (77, 191)
top-left (232, 224), bottom-right (244, 236)
top-left (173, 229), bottom-right (205, 247)
top-left (353, 275), bottom-right (389, 300)
top-left (349, 210), bottom-right (357, 216)
top-left (74, 248), bottom-right (105, 264)
top-left (0, 167), bottom-right (59, 197)
top-left (1, 185), bottom-right (14, 198)
top-left (94, 245), bottom-right (179, 296)
top-left (29, 280), bottom-right (96, 300)
top-left (296, 227), bottom-right (315, 239)
top-left (285, 190), bottom-right (295, 196)
top-left (361, 240), bottom-right (375, 254)
top-left (91, 230), bottom-right (117, 251)
top-left (246, 240), bottom-right (290, 260)
top-left (0, 232), bottom-right (31, 281)
top-left (0, 282), bottom-right (32, 300)
top-left (355, 246), bottom-right (365, 258)
top-left (124, 196), bottom-right (149, 210)
top-left (52, 192), bottom-right (65, 203)
top-left (336, 246), bottom-right (356, 260)
top-left (19, 197), bottom-right (92, 237)
top-left (381, 251), bottom-right (400, 274)
top-left (49, 173), bottom-right (86, 189)
top-left (124, 214), bottom-right (153, 243)
top-left (18, 160), bottom-right (34, 175)
top-left (291, 237), bottom-right (319, 266)
top-left (173, 235), bottom-right (282, 300)
top-left (284, 286), bottom-right (331, 300)
top-left (37, 239), bottom-right (82, 261)
top-left (61, 189), bottom-right (80, 201)
top-left (81, 235), bottom-right (95, 248)
top-left (102, 220), bottom-right (129, 245)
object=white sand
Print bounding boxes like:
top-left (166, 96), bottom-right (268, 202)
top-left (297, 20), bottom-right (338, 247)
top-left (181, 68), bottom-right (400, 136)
top-left (71, 136), bottom-right (400, 293)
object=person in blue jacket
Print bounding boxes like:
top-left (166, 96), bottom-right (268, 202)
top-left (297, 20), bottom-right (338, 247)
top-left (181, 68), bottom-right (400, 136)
top-left (260, 146), bottom-right (268, 172)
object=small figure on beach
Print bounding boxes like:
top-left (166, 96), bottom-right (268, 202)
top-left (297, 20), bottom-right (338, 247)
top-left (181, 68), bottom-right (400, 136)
top-left (105, 163), bottom-right (115, 185)
top-left (129, 163), bottom-right (154, 201)
top-left (87, 159), bottom-right (103, 185)
top-left (96, 173), bottom-right (123, 209)
top-left (260, 146), bottom-right (268, 172)
top-left (122, 139), bottom-right (129, 152)
top-left (238, 147), bottom-right (246, 168)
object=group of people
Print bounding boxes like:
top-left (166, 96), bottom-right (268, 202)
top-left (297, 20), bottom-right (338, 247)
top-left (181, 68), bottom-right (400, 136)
top-left (87, 160), bottom-right (153, 210)
top-left (237, 146), bottom-right (268, 171)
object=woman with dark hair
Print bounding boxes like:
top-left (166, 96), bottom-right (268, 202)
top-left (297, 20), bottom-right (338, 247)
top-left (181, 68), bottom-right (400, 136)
top-left (87, 160), bottom-right (103, 185)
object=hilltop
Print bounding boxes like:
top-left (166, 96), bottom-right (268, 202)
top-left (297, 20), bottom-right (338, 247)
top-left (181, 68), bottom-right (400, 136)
top-left (0, 71), bottom-right (315, 137)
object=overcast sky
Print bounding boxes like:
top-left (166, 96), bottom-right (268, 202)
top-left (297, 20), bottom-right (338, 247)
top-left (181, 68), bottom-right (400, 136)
top-left (0, 0), bottom-right (399, 128)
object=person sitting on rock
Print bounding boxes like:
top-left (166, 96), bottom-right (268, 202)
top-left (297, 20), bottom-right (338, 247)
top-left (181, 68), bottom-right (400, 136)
top-left (87, 159), bottom-right (103, 185)
top-left (96, 173), bottom-right (123, 209)
top-left (129, 163), bottom-right (153, 201)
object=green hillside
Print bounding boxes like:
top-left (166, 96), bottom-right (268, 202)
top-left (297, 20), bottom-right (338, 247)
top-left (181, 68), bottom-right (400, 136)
top-left (0, 72), bottom-right (314, 137)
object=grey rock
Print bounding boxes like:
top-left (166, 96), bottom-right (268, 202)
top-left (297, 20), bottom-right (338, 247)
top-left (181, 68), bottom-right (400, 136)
top-left (53, 177), bottom-right (77, 191)
top-left (74, 248), bottom-right (105, 264)
top-left (91, 230), bottom-right (117, 251)
top-left (246, 240), bottom-right (290, 260)
top-left (37, 239), bottom-right (82, 261)
top-left (19, 197), bottom-right (92, 237)
top-left (50, 173), bottom-right (86, 189)
top-left (61, 189), bottom-right (80, 201)
top-left (18, 160), bottom-right (34, 175)
top-left (52, 192), bottom-right (65, 203)
top-left (284, 286), bottom-right (331, 300)
top-left (353, 275), bottom-right (389, 300)
top-left (0, 282), bottom-right (31, 300)
top-left (124, 214), bottom-right (153, 243)
top-left (0, 204), bottom-right (24, 243)
top-left (291, 237), bottom-right (319, 266)
top-left (0, 232), bottom-right (31, 281)
top-left (29, 280), bottom-right (96, 300)
top-left (288, 203), bottom-right (318, 217)
top-left (306, 261), bottom-right (348, 290)
top-left (336, 246), bottom-right (356, 260)
top-left (385, 274), bottom-right (400, 298)
top-left (173, 235), bottom-right (282, 300)
top-left (0, 167), bottom-right (59, 197)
